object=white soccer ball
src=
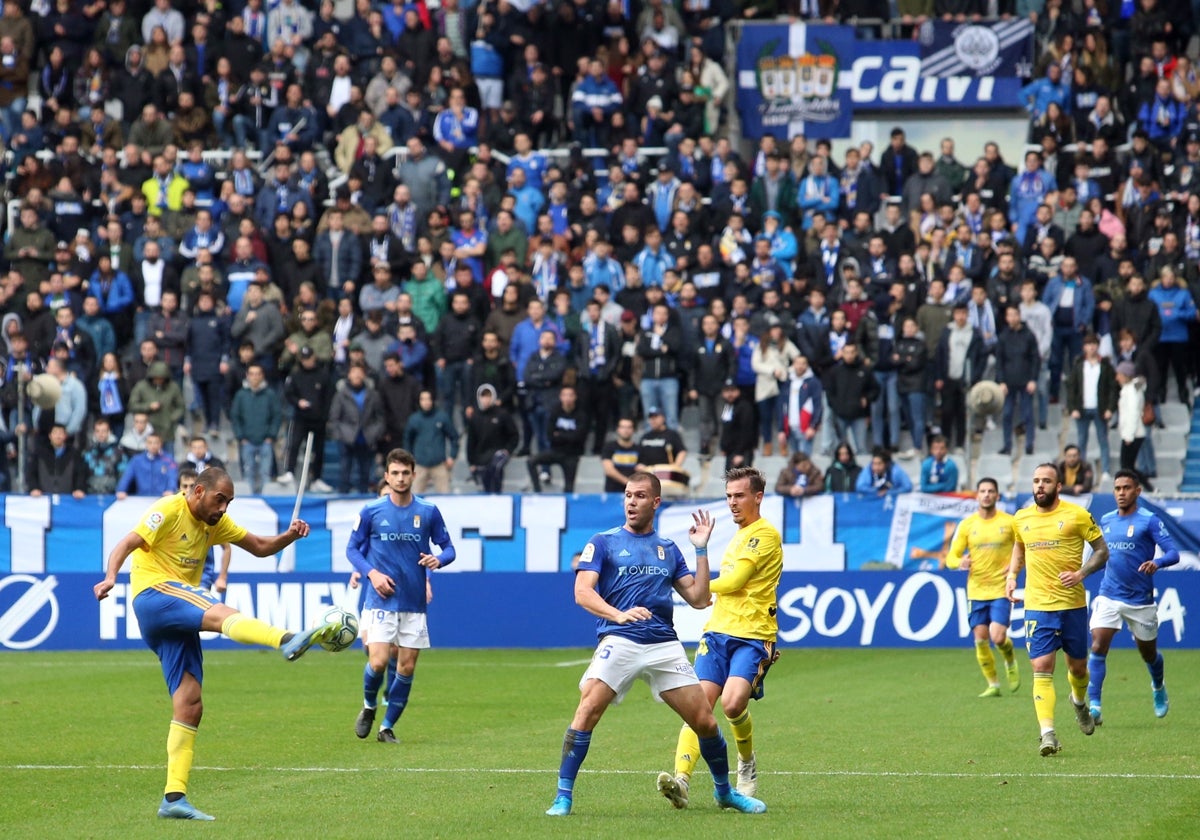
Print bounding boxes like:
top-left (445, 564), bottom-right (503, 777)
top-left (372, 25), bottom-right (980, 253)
top-left (319, 606), bottom-right (359, 652)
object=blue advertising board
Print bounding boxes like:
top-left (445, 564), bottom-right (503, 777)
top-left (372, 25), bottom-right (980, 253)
top-left (4, 569), bottom-right (1197, 651)
top-left (0, 491), bottom-right (1196, 651)
top-left (736, 20), bottom-right (1033, 138)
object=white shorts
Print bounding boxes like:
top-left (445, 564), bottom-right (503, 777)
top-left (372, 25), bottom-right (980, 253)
top-left (477, 78), bottom-right (503, 110)
top-left (580, 635), bottom-right (699, 705)
top-left (361, 608), bottom-right (431, 649)
top-left (1089, 595), bottom-right (1159, 642)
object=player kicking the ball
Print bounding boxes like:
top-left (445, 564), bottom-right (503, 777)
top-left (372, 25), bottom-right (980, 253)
top-left (660, 466), bottom-right (782, 807)
top-left (944, 477), bottom-right (1021, 698)
top-left (546, 471), bottom-right (766, 817)
top-left (347, 449), bottom-right (455, 744)
top-left (1082, 469), bottom-right (1180, 724)
top-left (94, 467), bottom-right (344, 821)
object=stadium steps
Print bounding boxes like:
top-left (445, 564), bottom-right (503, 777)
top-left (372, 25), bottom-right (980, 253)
top-left (1178, 406), bottom-right (1200, 492)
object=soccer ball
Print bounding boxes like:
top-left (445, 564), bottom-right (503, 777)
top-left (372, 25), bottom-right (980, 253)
top-left (319, 606), bottom-right (359, 652)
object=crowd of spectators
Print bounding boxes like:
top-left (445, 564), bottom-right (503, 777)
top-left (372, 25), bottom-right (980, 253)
top-left (0, 0), bottom-right (1196, 500)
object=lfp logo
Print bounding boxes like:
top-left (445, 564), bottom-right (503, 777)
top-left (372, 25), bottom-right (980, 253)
top-left (0, 575), bottom-right (60, 650)
top-left (755, 42), bottom-right (841, 127)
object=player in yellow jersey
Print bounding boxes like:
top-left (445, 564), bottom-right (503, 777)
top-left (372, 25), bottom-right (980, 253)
top-left (945, 477), bottom-right (1021, 697)
top-left (93, 468), bottom-right (346, 821)
top-left (1006, 463), bottom-right (1109, 757)
top-left (659, 466), bottom-right (783, 808)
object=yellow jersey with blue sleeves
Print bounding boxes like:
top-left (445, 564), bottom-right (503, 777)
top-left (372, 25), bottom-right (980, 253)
top-left (946, 511), bottom-right (1016, 600)
top-left (706, 517), bottom-right (783, 641)
top-left (1013, 500), bottom-right (1101, 611)
top-left (130, 494), bottom-right (247, 598)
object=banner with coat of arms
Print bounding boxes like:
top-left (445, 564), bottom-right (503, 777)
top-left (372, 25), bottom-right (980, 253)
top-left (736, 21), bottom-right (1034, 139)
top-left (736, 23), bottom-right (855, 140)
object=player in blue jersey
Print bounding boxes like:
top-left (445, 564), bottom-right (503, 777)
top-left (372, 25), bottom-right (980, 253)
top-left (546, 471), bottom-right (767, 817)
top-left (346, 449), bottom-right (456, 743)
top-left (1067, 470), bottom-right (1180, 723)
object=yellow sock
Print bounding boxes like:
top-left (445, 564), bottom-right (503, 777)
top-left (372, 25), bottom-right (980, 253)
top-left (166, 721), bottom-right (197, 796)
top-left (222, 614), bottom-right (287, 649)
top-left (1067, 668), bottom-right (1089, 705)
top-left (1033, 672), bottom-right (1056, 732)
top-left (727, 709), bottom-right (754, 761)
top-left (975, 639), bottom-right (999, 686)
top-left (996, 637), bottom-right (1015, 664)
top-left (674, 723), bottom-right (700, 781)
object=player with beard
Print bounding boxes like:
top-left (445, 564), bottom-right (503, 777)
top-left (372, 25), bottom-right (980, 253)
top-left (1006, 464), bottom-right (1109, 756)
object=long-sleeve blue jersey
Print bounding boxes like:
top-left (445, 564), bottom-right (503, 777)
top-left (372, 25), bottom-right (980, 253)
top-left (346, 495), bottom-right (455, 613)
top-left (1098, 507), bottom-right (1180, 606)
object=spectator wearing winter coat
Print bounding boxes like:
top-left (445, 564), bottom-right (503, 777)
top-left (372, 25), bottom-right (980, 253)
top-left (126, 360), bottom-right (184, 455)
top-left (995, 305), bottom-right (1041, 456)
top-left (466, 383), bottom-right (519, 493)
top-left (230, 363), bottom-right (281, 495)
top-left (933, 303), bottom-right (987, 450)
top-left (919, 436), bottom-right (959, 493)
top-left (1147, 267), bottom-right (1197, 404)
top-left (1042, 257), bottom-right (1095, 402)
top-left (185, 291), bottom-right (230, 436)
top-left (822, 342), bottom-right (879, 454)
top-left (825, 443), bottom-right (863, 493)
top-left (230, 283), bottom-right (286, 378)
top-left (431, 291), bottom-right (481, 418)
top-left (404, 389), bottom-right (460, 494)
top-left (855, 448), bottom-right (914, 495)
top-left (328, 362), bottom-right (385, 494)
top-left (775, 450), bottom-right (824, 497)
top-left (115, 431), bottom-right (177, 498)
top-left (719, 380), bottom-right (757, 474)
top-left (82, 418), bottom-right (128, 495)
top-left (527, 385), bottom-right (589, 493)
top-left (30, 423), bottom-right (86, 498)
top-left (280, 347), bottom-right (333, 491)
top-left (779, 354), bottom-right (824, 457)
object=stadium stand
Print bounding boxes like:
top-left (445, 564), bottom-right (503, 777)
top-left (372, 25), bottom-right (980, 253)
top-left (0, 0), bottom-right (1196, 499)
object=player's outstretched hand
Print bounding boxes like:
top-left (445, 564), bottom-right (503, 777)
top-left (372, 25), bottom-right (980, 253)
top-left (615, 606), bottom-right (653, 624)
top-left (688, 509), bottom-right (714, 549)
top-left (418, 552), bottom-right (442, 569)
top-left (287, 519), bottom-right (311, 539)
top-left (94, 577), bottom-right (116, 601)
top-left (349, 571), bottom-right (362, 589)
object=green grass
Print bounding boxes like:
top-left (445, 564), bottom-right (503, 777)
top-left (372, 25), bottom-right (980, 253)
top-left (3, 647), bottom-right (1200, 838)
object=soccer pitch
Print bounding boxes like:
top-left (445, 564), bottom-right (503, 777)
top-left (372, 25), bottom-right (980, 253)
top-left (3, 647), bottom-right (1199, 838)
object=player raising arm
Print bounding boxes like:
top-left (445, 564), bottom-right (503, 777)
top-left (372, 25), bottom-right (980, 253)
top-left (944, 477), bottom-right (1020, 698)
top-left (346, 448), bottom-right (455, 744)
top-left (1006, 464), bottom-right (1109, 757)
top-left (1072, 469), bottom-right (1180, 724)
top-left (93, 467), bottom-right (343, 821)
top-left (661, 466), bottom-right (783, 809)
top-left (546, 471), bottom-right (766, 817)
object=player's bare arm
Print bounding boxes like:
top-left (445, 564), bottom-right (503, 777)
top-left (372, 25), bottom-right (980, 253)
top-left (94, 531), bottom-right (150, 601)
top-left (235, 519), bottom-right (311, 556)
top-left (574, 569), bottom-right (651, 624)
top-left (1060, 536), bottom-right (1110, 588)
top-left (1006, 542), bottom-right (1026, 603)
top-left (418, 552), bottom-right (442, 569)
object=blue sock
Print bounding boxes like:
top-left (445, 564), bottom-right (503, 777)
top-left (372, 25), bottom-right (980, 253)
top-left (1087, 653), bottom-right (1106, 705)
top-left (1147, 652), bottom-right (1164, 689)
top-left (555, 728), bottom-right (592, 799)
top-left (386, 656), bottom-right (398, 689)
top-left (381, 673), bottom-right (413, 730)
top-left (363, 663), bottom-right (384, 709)
top-left (698, 731), bottom-right (731, 796)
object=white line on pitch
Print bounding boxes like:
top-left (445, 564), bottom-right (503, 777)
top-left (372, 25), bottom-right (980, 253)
top-left (5, 764), bottom-right (1200, 781)
top-left (553, 658), bottom-right (593, 667)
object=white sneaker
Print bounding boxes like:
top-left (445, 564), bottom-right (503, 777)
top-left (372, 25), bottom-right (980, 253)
top-left (736, 752), bottom-right (758, 797)
top-left (656, 772), bottom-right (689, 809)
top-left (310, 479), bottom-right (334, 493)
top-left (276, 471), bottom-right (295, 485)
top-left (1100, 472), bottom-right (1112, 486)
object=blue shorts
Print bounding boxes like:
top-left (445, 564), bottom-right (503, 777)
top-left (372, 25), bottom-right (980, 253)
top-left (968, 598), bottom-right (1012, 629)
top-left (133, 582), bottom-right (222, 696)
top-left (693, 632), bottom-right (779, 701)
top-left (1024, 608), bottom-right (1089, 661)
